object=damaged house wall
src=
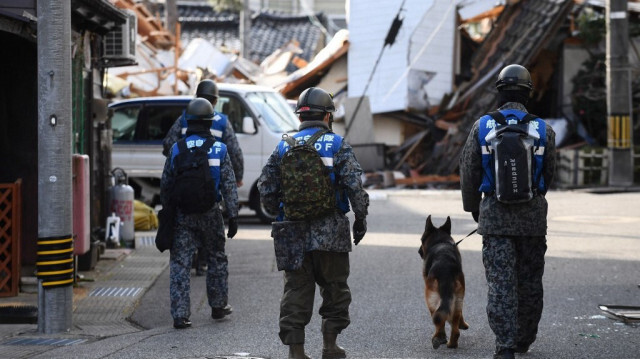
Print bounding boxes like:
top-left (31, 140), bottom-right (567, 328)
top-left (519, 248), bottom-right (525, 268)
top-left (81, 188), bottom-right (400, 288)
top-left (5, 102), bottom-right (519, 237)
top-left (348, 0), bottom-right (471, 114)
top-left (345, 0), bottom-right (479, 151)
top-left (347, 0), bottom-right (433, 114)
top-left (407, 0), bottom-right (458, 111)
top-left (422, 0), bottom-right (576, 177)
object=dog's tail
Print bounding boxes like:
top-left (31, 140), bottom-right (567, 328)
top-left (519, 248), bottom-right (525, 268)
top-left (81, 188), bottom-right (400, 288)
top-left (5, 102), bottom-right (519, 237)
top-left (432, 280), bottom-right (454, 326)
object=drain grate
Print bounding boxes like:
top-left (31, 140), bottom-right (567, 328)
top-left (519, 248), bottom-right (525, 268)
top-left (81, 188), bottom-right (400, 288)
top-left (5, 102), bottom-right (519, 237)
top-left (137, 236), bottom-right (155, 247)
top-left (89, 287), bottom-right (142, 297)
top-left (2, 338), bottom-right (87, 346)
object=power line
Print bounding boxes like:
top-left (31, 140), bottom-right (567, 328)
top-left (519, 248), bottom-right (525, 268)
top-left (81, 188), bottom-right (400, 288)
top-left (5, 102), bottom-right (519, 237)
top-left (344, 1), bottom-right (405, 138)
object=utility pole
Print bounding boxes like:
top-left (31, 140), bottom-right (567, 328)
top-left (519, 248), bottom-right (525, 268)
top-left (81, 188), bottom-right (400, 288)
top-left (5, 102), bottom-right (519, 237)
top-left (37, 0), bottom-right (73, 333)
top-left (606, 0), bottom-right (634, 186)
top-left (240, 0), bottom-right (251, 58)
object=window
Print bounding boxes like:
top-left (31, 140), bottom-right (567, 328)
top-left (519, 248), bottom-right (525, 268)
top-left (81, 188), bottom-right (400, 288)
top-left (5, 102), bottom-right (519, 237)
top-left (246, 92), bottom-right (299, 133)
top-left (112, 106), bottom-right (139, 142)
top-left (143, 105), bottom-right (184, 141)
top-left (217, 96), bottom-right (248, 134)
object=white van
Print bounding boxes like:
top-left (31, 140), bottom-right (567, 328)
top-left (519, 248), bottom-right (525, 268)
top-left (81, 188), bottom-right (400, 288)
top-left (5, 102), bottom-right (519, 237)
top-left (109, 83), bottom-right (299, 223)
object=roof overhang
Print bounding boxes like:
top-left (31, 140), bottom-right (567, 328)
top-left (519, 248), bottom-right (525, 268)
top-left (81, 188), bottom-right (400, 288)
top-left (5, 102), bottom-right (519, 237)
top-left (0, 0), bottom-right (36, 23)
top-left (279, 41), bottom-right (348, 98)
top-left (71, 0), bottom-right (127, 35)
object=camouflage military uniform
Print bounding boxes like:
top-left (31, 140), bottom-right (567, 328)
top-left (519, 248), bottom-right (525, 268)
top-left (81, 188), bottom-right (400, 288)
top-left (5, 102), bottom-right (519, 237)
top-left (163, 114), bottom-right (244, 183)
top-left (164, 113), bottom-right (243, 276)
top-left (160, 136), bottom-right (238, 321)
top-left (460, 102), bottom-right (556, 354)
top-left (257, 121), bottom-right (369, 345)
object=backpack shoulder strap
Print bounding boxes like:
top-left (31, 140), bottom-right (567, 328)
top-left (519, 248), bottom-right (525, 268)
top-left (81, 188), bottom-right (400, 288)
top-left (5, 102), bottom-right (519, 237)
top-left (488, 111), bottom-right (506, 125)
top-left (307, 129), bottom-right (330, 146)
top-left (201, 137), bottom-right (215, 151)
top-left (490, 111), bottom-right (538, 125)
top-left (177, 138), bottom-right (188, 154)
top-left (522, 113), bottom-right (538, 123)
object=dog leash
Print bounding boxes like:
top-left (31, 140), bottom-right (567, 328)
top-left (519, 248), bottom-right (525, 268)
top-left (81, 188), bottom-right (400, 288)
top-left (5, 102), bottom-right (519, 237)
top-left (455, 228), bottom-right (478, 246)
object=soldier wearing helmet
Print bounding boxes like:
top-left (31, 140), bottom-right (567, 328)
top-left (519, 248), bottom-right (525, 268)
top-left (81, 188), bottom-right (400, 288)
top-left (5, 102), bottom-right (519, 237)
top-left (258, 87), bottom-right (369, 359)
top-left (160, 97), bottom-right (239, 329)
top-left (163, 79), bottom-right (244, 276)
top-left (459, 64), bottom-right (556, 359)
top-left (163, 79), bottom-right (244, 187)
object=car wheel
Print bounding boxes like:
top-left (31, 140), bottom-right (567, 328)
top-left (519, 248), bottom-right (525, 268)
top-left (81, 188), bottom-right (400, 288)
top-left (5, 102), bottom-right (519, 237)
top-left (254, 197), bottom-right (277, 224)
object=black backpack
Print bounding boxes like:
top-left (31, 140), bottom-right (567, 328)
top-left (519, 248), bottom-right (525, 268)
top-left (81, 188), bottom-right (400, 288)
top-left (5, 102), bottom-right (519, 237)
top-left (170, 137), bottom-right (218, 213)
top-left (280, 129), bottom-right (336, 221)
top-left (486, 111), bottom-right (541, 203)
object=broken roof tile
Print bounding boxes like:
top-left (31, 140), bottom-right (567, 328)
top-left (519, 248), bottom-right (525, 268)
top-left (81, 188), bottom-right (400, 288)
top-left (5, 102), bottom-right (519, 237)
top-left (175, 2), bottom-right (325, 69)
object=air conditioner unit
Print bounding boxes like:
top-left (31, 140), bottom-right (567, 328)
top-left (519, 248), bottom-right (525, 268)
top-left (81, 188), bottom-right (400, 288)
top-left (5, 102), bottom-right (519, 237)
top-left (103, 9), bottom-right (137, 65)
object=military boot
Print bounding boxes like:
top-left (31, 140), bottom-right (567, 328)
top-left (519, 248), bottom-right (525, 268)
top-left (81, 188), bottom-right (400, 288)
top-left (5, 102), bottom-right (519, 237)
top-left (289, 344), bottom-right (312, 359)
top-left (322, 332), bottom-right (346, 359)
top-left (211, 304), bottom-right (233, 319)
top-left (493, 348), bottom-right (515, 359)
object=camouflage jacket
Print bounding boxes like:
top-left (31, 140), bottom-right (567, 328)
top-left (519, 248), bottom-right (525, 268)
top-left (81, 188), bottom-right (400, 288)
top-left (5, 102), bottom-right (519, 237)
top-left (163, 114), bottom-right (244, 183)
top-left (460, 102), bottom-right (556, 236)
top-left (258, 121), bottom-right (369, 252)
top-left (160, 133), bottom-right (239, 218)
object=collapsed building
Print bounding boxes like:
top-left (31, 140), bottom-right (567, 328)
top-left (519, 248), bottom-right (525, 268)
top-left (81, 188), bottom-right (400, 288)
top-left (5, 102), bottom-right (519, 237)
top-left (109, 0), bottom-right (640, 188)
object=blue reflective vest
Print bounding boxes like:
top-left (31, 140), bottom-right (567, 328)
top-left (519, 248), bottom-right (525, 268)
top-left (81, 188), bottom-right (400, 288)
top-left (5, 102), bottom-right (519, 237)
top-left (478, 109), bottom-right (547, 194)
top-left (277, 127), bottom-right (350, 214)
top-left (179, 111), bottom-right (228, 140)
top-left (170, 134), bottom-right (226, 201)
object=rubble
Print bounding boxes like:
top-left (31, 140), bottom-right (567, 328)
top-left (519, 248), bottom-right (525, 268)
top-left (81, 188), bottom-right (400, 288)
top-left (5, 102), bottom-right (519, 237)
top-left (104, 0), bottom-right (640, 187)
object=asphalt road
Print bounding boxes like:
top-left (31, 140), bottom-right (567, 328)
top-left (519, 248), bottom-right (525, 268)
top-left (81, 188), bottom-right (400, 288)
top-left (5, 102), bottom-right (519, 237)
top-left (39, 189), bottom-right (640, 358)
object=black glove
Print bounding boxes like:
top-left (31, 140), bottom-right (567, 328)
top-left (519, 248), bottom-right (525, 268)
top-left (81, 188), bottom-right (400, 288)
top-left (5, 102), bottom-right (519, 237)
top-left (353, 217), bottom-right (367, 245)
top-left (472, 211), bottom-right (479, 223)
top-left (227, 217), bottom-right (238, 239)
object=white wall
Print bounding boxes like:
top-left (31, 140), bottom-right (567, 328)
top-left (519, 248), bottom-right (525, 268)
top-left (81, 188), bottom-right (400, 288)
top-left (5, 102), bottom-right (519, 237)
top-left (348, 0), bottom-right (434, 114)
top-left (348, 0), bottom-right (501, 115)
top-left (333, 114), bottom-right (404, 146)
top-left (409, 0), bottom-right (457, 107)
top-left (373, 117), bottom-right (404, 145)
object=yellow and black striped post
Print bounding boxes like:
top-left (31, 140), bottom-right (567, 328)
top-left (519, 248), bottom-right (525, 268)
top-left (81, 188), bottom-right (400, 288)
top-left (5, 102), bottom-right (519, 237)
top-left (36, 235), bottom-right (74, 288)
top-left (607, 115), bottom-right (632, 149)
top-left (606, 0), bottom-right (634, 186)
top-left (37, 0), bottom-right (73, 334)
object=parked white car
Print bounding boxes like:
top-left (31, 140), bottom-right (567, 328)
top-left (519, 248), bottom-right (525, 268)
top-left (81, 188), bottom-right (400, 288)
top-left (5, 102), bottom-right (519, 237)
top-left (109, 83), bottom-right (300, 223)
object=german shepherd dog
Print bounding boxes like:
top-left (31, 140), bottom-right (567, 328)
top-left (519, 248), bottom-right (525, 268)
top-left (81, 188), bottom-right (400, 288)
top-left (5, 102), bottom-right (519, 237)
top-left (418, 215), bottom-right (469, 349)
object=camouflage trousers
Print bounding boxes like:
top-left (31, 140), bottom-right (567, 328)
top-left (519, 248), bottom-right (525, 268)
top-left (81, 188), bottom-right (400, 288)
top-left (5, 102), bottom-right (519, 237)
top-left (170, 208), bottom-right (228, 319)
top-left (482, 235), bottom-right (547, 353)
top-left (279, 251), bottom-right (351, 345)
